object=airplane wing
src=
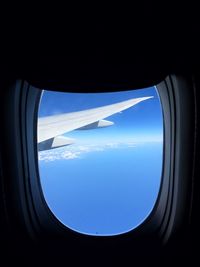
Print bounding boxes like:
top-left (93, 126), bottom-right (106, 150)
top-left (38, 96), bottom-right (153, 150)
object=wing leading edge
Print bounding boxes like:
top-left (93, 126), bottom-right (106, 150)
top-left (38, 96), bottom-right (153, 150)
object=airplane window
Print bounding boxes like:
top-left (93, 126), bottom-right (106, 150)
top-left (37, 87), bottom-right (163, 236)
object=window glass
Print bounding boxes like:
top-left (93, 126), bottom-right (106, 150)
top-left (38, 87), bottom-right (163, 236)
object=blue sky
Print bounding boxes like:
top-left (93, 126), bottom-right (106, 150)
top-left (38, 86), bottom-right (163, 236)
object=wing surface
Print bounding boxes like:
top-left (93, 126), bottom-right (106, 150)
top-left (38, 96), bottom-right (153, 143)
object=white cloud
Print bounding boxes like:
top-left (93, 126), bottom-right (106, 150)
top-left (126, 141), bottom-right (137, 148)
top-left (38, 141), bottom-right (139, 162)
top-left (105, 142), bottom-right (120, 148)
top-left (38, 149), bottom-right (81, 162)
top-left (76, 146), bottom-right (91, 152)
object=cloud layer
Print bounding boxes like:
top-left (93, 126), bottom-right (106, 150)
top-left (38, 141), bottom-right (137, 162)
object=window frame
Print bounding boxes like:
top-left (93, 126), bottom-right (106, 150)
top-left (1, 75), bottom-right (195, 251)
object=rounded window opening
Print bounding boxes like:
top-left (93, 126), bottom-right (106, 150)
top-left (37, 87), bottom-right (163, 236)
